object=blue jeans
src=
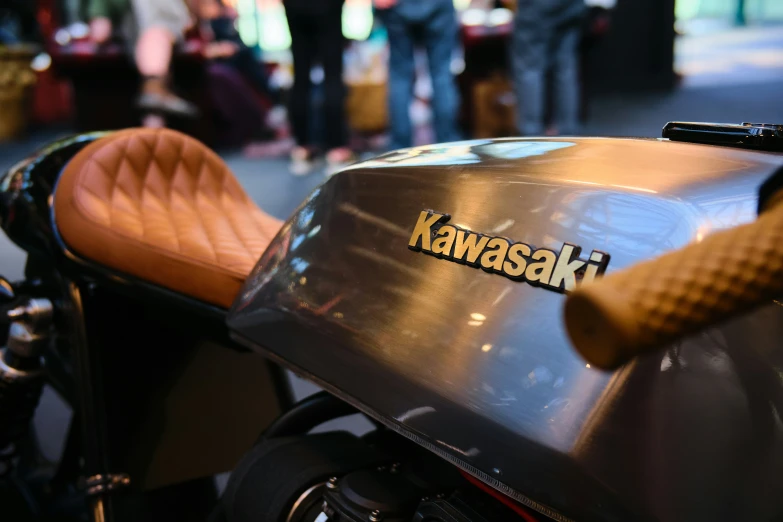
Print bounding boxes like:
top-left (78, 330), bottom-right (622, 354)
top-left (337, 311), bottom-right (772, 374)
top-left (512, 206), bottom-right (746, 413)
top-left (377, 0), bottom-right (460, 150)
top-left (512, 0), bottom-right (585, 136)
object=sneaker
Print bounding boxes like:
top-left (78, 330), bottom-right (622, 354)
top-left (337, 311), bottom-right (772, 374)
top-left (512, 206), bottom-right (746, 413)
top-left (289, 147), bottom-right (315, 176)
top-left (137, 77), bottom-right (199, 119)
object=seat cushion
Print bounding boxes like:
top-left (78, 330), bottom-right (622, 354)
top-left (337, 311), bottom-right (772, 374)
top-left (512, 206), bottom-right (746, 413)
top-left (54, 128), bottom-right (282, 308)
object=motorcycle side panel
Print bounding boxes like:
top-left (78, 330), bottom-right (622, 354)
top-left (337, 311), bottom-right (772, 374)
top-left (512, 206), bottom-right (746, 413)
top-left (0, 133), bottom-right (291, 491)
top-left (228, 138), bottom-right (783, 522)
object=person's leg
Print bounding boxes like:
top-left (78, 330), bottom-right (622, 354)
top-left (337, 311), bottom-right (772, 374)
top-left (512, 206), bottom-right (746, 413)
top-left (319, 7), bottom-right (350, 154)
top-left (736, 0), bottom-right (747, 26)
top-left (285, 11), bottom-right (317, 174)
top-left (378, 8), bottom-right (416, 150)
top-left (286, 11), bottom-right (315, 149)
top-left (133, 0), bottom-right (191, 68)
top-left (206, 62), bottom-right (270, 147)
top-left (552, 21), bottom-right (581, 135)
top-left (422, 1), bottom-right (460, 144)
top-left (132, 0), bottom-right (198, 117)
top-left (135, 26), bottom-right (174, 77)
top-left (511, 9), bottom-right (547, 136)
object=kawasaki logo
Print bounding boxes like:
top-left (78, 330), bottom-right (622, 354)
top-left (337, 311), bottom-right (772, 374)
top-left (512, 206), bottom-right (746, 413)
top-left (408, 211), bottom-right (610, 293)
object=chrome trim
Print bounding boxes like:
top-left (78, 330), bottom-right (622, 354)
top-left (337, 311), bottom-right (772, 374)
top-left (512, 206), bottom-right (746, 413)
top-left (0, 348), bottom-right (42, 381)
top-left (84, 473), bottom-right (131, 497)
top-left (286, 482), bottom-right (325, 522)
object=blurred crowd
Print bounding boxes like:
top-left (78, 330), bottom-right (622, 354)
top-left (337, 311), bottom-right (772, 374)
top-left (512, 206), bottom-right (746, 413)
top-left (79, 0), bottom-right (278, 133)
top-left (2, 0), bottom-right (615, 176)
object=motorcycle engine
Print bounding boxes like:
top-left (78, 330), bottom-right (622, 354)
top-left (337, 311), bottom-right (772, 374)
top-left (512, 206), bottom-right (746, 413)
top-left (310, 468), bottom-right (523, 522)
top-left (222, 427), bottom-right (527, 522)
top-left (284, 446), bottom-right (523, 522)
top-left (314, 465), bottom-right (448, 522)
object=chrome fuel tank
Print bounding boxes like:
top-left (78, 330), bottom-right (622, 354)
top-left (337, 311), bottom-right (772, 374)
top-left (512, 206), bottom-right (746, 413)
top-left (228, 138), bottom-right (783, 522)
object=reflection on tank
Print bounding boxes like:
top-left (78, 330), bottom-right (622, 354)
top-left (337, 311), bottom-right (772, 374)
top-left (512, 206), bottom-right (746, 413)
top-left (228, 137), bottom-right (783, 522)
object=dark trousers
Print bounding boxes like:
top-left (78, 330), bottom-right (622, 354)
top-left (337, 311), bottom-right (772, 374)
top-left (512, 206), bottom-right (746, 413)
top-left (207, 62), bottom-right (270, 147)
top-left (285, 8), bottom-right (347, 150)
top-left (377, 1), bottom-right (460, 150)
top-left (512, 0), bottom-right (585, 136)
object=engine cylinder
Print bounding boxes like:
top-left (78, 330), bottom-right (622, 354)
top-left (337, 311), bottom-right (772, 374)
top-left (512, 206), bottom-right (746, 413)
top-left (0, 298), bottom-right (50, 479)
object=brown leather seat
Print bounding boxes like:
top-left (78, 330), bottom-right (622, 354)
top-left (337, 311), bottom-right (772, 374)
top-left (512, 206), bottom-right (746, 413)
top-left (54, 128), bottom-right (283, 308)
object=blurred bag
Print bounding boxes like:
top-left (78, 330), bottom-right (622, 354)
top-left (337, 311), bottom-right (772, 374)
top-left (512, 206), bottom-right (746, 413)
top-left (0, 45), bottom-right (37, 140)
top-left (344, 39), bottom-right (389, 133)
top-left (472, 73), bottom-right (516, 138)
top-left (346, 82), bottom-right (388, 134)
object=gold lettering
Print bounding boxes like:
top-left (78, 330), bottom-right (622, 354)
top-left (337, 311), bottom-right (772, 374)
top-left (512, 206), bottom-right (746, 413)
top-left (582, 264), bottom-right (600, 286)
top-left (410, 211), bottom-right (610, 292)
top-left (580, 251), bottom-right (608, 287)
top-left (408, 211), bottom-right (447, 251)
top-left (431, 225), bottom-right (457, 256)
top-left (549, 245), bottom-right (586, 292)
top-left (525, 249), bottom-right (557, 285)
top-left (503, 243), bottom-right (531, 278)
top-left (480, 237), bottom-right (509, 272)
top-left (454, 231), bottom-right (490, 264)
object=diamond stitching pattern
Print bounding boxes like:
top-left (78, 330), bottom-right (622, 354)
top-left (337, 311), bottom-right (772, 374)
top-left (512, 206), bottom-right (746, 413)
top-left (56, 129), bottom-right (282, 307)
top-left (604, 208), bottom-right (783, 348)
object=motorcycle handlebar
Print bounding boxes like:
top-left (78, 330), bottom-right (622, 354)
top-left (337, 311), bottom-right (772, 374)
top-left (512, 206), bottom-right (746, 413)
top-left (564, 193), bottom-right (783, 371)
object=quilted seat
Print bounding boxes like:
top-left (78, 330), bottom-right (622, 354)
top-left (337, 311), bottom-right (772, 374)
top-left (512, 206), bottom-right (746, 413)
top-left (53, 128), bottom-right (283, 308)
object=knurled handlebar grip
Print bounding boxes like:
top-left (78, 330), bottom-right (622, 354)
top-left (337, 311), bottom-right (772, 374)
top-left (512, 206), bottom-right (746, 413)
top-left (564, 204), bottom-right (783, 370)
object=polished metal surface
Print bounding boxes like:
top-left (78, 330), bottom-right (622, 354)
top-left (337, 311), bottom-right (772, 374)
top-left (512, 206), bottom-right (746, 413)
top-left (84, 473), bottom-right (132, 497)
top-left (0, 347), bottom-right (43, 381)
top-left (0, 132), bottom-right (108, 257)
top-left (287, 482), bottom-right (327, 522)
top-left (228, 138), bottom-right (783, 522)
top-left (6, 298), bottom-right (53, 359)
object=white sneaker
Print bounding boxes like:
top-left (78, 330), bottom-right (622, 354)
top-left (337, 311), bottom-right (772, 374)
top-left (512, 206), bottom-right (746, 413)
top-left (289, 147), bottom-right (314, 176)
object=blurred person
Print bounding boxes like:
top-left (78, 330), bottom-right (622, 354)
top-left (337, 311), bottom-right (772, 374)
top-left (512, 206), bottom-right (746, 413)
top-left (202, 61), bottom-right (279, 151)
top-left (85, 0), bottom-right (199, 118)
top-left (373, 0), bottom-right (461, 151)
top-left (194, 0), bottom-right (279, 105)
top-left (736, 0), bottom-right (747, 26)
top-left (283, 0), bottom-right (354, 176)
top-left (191, 0), bottom-right (281, 152)
top-left (0, 0), bottom-right (41, 44)
top-left (511, 0), bottom-right (586, 136)
top-left (84, 0), bottom-right (123, 44)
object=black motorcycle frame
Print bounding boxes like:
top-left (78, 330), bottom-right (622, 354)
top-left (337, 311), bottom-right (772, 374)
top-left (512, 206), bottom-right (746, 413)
top-left (0, 134), bottom-right (294, 522)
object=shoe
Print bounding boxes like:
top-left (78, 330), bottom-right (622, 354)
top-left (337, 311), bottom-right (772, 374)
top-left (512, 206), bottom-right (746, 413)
top-left (324, 148), bottom-right (357, 179)
top-left (137, 77), bottom-right (199, 119)
top-left (141, 113), bottom-right (166, 128)
top-left (289, 147), bottom-right (315, 176)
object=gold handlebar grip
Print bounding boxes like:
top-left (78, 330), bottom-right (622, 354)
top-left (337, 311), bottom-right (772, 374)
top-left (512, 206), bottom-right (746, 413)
top-left (564, 199), bottom-right (783, 370)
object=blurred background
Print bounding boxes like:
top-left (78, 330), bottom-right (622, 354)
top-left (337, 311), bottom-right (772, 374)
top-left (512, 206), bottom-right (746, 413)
top-left (0, 0), bottom-right (781, 327)
top-left (0, 0), bottom-right (778, 161)
top-left (0, 0), bottom-right (781, 175)
top-left (1, 0), bottom-right (782, 459)
top-left (0, 1), bottom-right (780, 314)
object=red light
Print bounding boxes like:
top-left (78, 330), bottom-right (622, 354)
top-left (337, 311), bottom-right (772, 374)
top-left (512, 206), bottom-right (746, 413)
top-left (460, 472), bottom-right (541, 522)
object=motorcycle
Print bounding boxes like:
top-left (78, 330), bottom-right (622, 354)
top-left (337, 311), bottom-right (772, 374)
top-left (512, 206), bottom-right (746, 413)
top-left (0, 122), bottom-right (782, 522)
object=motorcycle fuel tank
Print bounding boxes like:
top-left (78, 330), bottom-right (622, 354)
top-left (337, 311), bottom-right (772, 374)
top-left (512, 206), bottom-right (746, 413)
top-left (228, 138), bottom-right (783, 522)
